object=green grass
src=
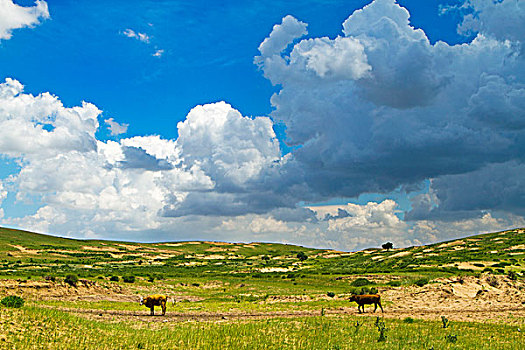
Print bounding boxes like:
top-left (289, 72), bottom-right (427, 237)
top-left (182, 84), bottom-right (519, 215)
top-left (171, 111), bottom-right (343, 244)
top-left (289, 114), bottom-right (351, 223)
top-left (0, 227), bottom-right (523, 348)
top-left (0, 306), bottom-right (522, 349)
top-left (0, 227), bottom-right (522, 282)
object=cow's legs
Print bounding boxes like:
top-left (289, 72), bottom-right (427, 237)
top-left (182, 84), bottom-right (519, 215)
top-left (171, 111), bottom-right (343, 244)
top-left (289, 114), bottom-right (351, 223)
top-left (161, 301), bottom-right (166, 316)
top-left (150, 306), bottom-right (154, 316)
top-left (374, 303), bottom-right (377, 312)
top-left (378, 301), bottom-right (384, 313)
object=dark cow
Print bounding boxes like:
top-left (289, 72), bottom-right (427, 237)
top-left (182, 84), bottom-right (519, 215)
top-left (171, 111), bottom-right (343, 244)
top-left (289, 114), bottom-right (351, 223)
top-left (140, 294), bottom-right (168, 316)
top-left (349, 294), bottom-right (384, 313)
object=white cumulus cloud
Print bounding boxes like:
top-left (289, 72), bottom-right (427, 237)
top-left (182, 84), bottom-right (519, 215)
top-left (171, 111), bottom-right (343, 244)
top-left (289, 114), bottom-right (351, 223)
top-left (0, 0), bottom-right (49, 40)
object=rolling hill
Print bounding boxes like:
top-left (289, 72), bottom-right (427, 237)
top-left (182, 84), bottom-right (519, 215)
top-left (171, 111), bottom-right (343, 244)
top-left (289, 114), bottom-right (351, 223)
top-left (0, 226), bottom-right (522, 279)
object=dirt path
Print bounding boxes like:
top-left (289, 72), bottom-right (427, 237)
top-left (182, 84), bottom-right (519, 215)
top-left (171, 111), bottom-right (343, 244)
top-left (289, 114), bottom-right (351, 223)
top-left (37, 304), bottom-right (525, 325)
top-left (8, 273), bottom-right (525, 325)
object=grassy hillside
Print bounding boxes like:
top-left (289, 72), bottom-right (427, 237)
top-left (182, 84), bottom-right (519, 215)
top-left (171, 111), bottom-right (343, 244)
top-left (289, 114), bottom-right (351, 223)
top-left (0, 227), bottom-right (523, 349)
top-left (0, 226), bottom-right (522, 282)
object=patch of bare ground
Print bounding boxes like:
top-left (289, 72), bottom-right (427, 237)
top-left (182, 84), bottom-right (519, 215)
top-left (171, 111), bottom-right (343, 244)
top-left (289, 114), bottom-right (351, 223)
top-left (382, 273), bottom-right (525, 323)
top-left (7, 274), bottom-right (525, 325)
top-left (0, 279), bottom-right (129, 302)
top-left (337, 275), bottom-right (401, 284)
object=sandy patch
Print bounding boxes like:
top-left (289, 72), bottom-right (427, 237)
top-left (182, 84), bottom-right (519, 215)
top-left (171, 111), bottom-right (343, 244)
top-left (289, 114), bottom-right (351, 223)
top-left (8, 245), bottom-right (40, 255)
top-left (203, 241), bottom-right (232, 246)
top-left (205, 247), bottom-right (229, 252)
top-left (381, 273), bottom-right (525, 323)
top-left (82, 246), bottom-right (120, 252)
top-left (506, 244), bottom-right (525, 250)
top-left (387, 251), bottom-right (411, 258)
top-left (259, 267), bottom-right (293, 273)
top-left (203, 255), bottom-right (226, 260)
top-left (437, 240), bottom-right (463, 248)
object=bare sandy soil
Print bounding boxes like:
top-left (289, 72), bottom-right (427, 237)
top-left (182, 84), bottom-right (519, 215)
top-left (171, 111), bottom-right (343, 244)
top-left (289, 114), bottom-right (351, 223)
top-left (2, 274), bottom-right (523, 325)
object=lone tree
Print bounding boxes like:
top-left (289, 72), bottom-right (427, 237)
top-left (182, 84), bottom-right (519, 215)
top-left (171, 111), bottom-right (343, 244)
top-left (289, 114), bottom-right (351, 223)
top-left (297, 251), bottom-right (308, 261)
top-left (382, 242), bottom-right (394, 251)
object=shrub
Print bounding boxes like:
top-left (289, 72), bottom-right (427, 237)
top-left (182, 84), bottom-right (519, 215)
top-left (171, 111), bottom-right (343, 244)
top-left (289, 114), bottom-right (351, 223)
top-left (487, 275), bottom-right (499, 288)
top-left (382, 242), bottom-right (393, 250)
top-left (387, 280), bottom-right (401, 287)
top-left (508, 271), bottom-right (518, 281)
top-left (296, 252), bottom-right (308, 261)
top-left (110, 276), bottom-right (119, 282)
top-left (359, 287), bottom-right (370, 295)
top-left (369, 287), bottom-right (378, 294)
top-left (44, 275), bottom-right (56, 282)
top-left (414, 278), bottom-right (428, 287)
top-left (1, 296), bottom-right (24, 308)
top-left (64, 274), bottom-right (79, 287)
top-left (403, 317), bottom-right (414, 324)
top-left (351, 278), bottom-right (373, 287)
top-left (327, 292), bottom-right (335, 298)
top-left (122, 275), bottom-right (135, 283)
top-left (473, 263), bottom-right (485, 267)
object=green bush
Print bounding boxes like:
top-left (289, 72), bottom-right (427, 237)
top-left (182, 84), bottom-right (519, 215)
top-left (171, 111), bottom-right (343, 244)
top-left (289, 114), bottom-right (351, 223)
top-left (327, 292), bottom-right (335, 298)
top-left (508, 271), bottom-right (518, 281)
top-left (1, 295), bottom-right (24, 308)
top-left (351, 278), bottom-right (373, 287)
top-left (403, 317), bottom-right (414, 323)
top-left (122, 275), bottom-right (135, 283)
top-left (110, 276), bottom-right (119, 282)
top-left (387, 280), bottom-right (401, 287)
top-left (359, 287), bottom-right (370, 295)
top-left (414, 278), bottom-right (428, 287)
top-left (64, 274), bottom-right (79, 287)
top-left (296, 252), bottom-right (308, 261)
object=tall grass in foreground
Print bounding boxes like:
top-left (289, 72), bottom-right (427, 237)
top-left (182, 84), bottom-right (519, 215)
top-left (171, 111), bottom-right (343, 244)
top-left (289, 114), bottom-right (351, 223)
top-left (0, 306), bottom-right (523, 349)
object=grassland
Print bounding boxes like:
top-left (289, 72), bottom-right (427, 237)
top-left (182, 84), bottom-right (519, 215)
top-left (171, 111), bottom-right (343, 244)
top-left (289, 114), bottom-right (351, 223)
top-left (0, 226), bottom-right (523, 348)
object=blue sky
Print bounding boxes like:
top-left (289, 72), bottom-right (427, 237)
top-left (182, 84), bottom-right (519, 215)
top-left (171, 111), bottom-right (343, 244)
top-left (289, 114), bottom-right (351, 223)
top-left (0, 0), bottom-right (523, 250)
top-left (2, 0), bottom-right (465, 140)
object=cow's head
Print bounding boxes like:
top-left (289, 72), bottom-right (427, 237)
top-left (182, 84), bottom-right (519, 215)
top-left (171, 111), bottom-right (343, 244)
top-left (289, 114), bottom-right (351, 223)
top-left (349, 295), bottom-right (357, 302)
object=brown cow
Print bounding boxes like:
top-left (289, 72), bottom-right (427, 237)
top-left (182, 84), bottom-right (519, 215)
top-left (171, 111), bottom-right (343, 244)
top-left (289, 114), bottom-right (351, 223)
top-left (349, 294), bottom-right (384, 313)
top-left (140, 294), bottom-right (168, 316)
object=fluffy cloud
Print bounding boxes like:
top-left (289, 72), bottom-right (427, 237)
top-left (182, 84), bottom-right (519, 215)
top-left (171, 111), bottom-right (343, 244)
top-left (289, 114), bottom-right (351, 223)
top-left (0, 78), bottom-right (100, 158)
top-left (256, 0), bottom-right (525, 213)
top-left (1, 0), bottom-right (524, 251)
top-left (162, 102), bottom-right (285, 217)
top-left (257, 15), bottom-right (307, 58)
top-left (104, 118), bottom-right (129, 136)
top-left (0, 81), bottom-right (287, 239)
top-left (457, 0), bottom-right (525, 43)
top-left (408, 161), bottom-right (525, 220)
top-left (122, 28), bottom-right (150, 43)
top-left (0, 0), bottom-right (49, 40)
